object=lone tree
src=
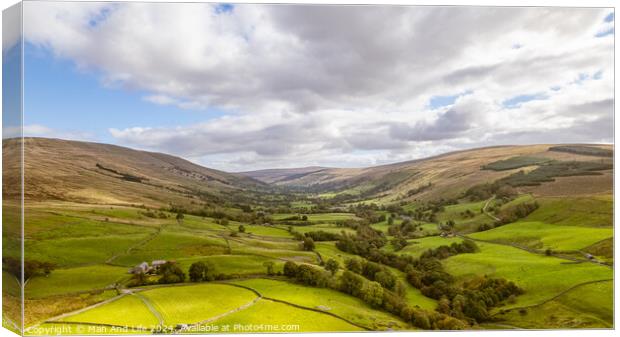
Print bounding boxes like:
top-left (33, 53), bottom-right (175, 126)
top-left (176, 212), bottom-right (184, 223)
top-left (302, 236), bottom-right (315, 251)
top-left (189, 262), bottom-right (208, 282)
top-left (238, 224), bottom-right (246, 233)
top-left (263, 261), bottom-right (275, 275)
top-left (158, 262), bottom-right (186, 284)
top-left (283, 261), bottom-right (298, 277)
top-left (324, 258), bottom-right (340, 276)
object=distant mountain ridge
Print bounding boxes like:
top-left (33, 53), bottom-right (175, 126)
top-left (3, 138), bottom-right (613, 206)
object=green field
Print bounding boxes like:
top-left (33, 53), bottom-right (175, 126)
top-left (25, 234), bottom-right (152, 267)
top-left (495, 280), bottom-right (613, 328)
top-left (211, 299), bottom-right (364, 332)
top-left (470, 221), bottom-right (613, 251)
top-left (390, 235), bottom-right (463, 258)
top-left (229, 278), bottom-right (407, 330)
top-left (26, 265), bottom-right (129, 298)
top-left (291, 223), bottom-right (355, 236)
top-left (522, 196), bottom-right (613, 227)
top-left (113, 230), bottom-right (229, 266)
top-left (7, 140), bottom-right (614, 333)
top-left (141, 284), bottom-right (258, 326)
top-left (443, 241), bottom-right (613, 309)
top-left (175, 255), bottom-right (285, 276)
top-left (58, 294), bottom-right (159, 328)
top-left (272, 213), bottom-right (358, 223)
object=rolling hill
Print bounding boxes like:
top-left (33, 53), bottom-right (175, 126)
top-left (240, 144), bottom-right (613, 203)
top-left (2, 137), bottom-right (264, 207)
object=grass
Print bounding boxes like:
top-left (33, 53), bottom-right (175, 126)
top-left (113, 230), bottom-right (228, 266)
top-left (291, 224), bottom-right (355, 236)
top-left (229, 278), bottom-right (407, 330)
top-left (24, 290), bottom-right (118, 327)
top-left (25, 234), bottom-right (152, 267)
top-left (470, 221), bottom-right (612, 251)
top-left (141, 284), bottom-right (258, 325)
top-left (390, 236), bottom-right (463, 258)
top-left (522, 196), bottom-right (612, 227)
top-left (25, 265), bottom-right (129, 299)
top-left (384, 267), bottom-right (437, 310)
top-left (24, 211), bottom-right (153, 240)
top-left (314, 242), bottom-right (359, 265)
top-left (178, 215), bottom-right (229, 231)
top-left (175, 255), bottom-right (285, 276)
top-left (59, 294), bottom-right (159, 328)
top-left (495, 280), bottom-right (613, 329)
top-left (211, 298), bottom-right (364, 332)
top-left (229, 243), bottom-right (317, 263)
top-left (272, 213), bottom-right (358, 223)
top-left (443, 241), bottom-right (613, 309)
top-left (436, 200), bottom-right (493, 232)
top-left (239, 225), bottom-right (292, 238)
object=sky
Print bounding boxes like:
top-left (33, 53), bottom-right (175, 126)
top-left (5, 2), bottom-right (615, 172)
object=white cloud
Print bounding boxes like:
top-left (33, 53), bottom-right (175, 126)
top-left (10, 124), bottom-right (97, 141)
top-left (22, 3), bottom-right (614, 171)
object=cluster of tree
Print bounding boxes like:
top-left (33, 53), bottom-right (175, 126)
top-left (96, 163), bottom-right (146, 183)
top-left (464, 183), bottom-right (517, 201)
top-left (419, 240), bottom-right (478, 260)
top-left (304, 230), bottom-right (341, 242)
top-left (549, 145), bottom-right (612, 157)
top-left (387, 218), bottom-right (420, 238)
top-left (459, 209), bottom-right (476, 219)
top-left (158, 262), bottom-right (186, 284)
top-left (283, 260), bottom-right (464, 329)
top-left (283, 261), bottom-right (332, 287)
top-left (336, 226), bottom-right (387, 255)
top-left (301, 236), bottom-right (316, 251)
top-left (189, 261), bottom-right (215, 282)
top-left (339, 266), bottom-right (467, 329)
top-left (406, 254), bottom-right (522, 323)
top-left (335, 228), bottom-right (524, 325)
top-left (3, 257), bottom-right (56, 280)
top-left (167, 205), bottom-right (273, 225)
top-left (390, 236), bottom-right (409, 251)
top-left (406, 182), bottom-right (433, 197)
top-left (345, 258), bottom-right (405, 295)
top-left (278, 214), bottom-right (309, 221)
top-left (494, 201), bottom-right (539, 225)
top-left (141, 209), bottom-right (169, 219)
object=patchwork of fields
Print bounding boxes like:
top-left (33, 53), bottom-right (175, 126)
top-left (2, 142), bottom-right (613, 333)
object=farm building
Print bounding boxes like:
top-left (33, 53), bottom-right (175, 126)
top-left (151, 260), bottom-right (167, 271)
top-left (129, 261), bottom-right (149, 274)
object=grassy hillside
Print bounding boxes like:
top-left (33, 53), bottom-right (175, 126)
top-left (4, 137), bottom-right (265, 207)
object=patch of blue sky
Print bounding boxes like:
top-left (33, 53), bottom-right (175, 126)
top-left (596, 28), bottom-right (614, 38)
top-left (215, 3), bottom-right (234, 14)
top-left (88, 6), bottom-right (116, 28)
top-left (3, 43), bottom-right (22, 135)
top-left (428, 90), bottom-right (472, 109)
top-left (502, 93), bottom-right (548, 109)
top-left (23, 43), bottom-right (226, 144)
